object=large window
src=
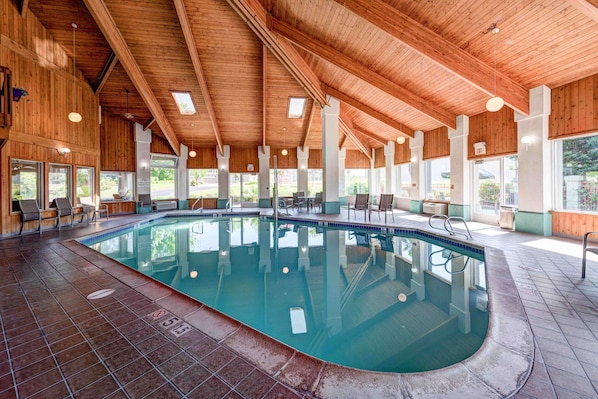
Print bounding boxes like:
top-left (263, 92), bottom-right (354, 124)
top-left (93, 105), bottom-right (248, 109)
top-left (189, 169), bottom-right (218, 198)
top-left (425, 157), bottom-right (450, 201)
top-left (308, 169), bottom-right (322, 195)
top-left (150, 155), bottom-right (177, 200)
top-left (396, 163), bottom-right (411, 198)
top-left (345, 169), bottom-right (369, 195)
top-left (11, 159), bottom-right (42, 212)
top-left (76, 167), bottom-right (94, 198)
top-left (48, 164), bottom-right (71, 205)
top-left (100, 172), bottom-right (135, 201)
top-left (555, 134), bottom-right (598, 211)
top-left (271, 169), bottom-right (297, 196)
top-left (374, 167), bottom-right (386, 195)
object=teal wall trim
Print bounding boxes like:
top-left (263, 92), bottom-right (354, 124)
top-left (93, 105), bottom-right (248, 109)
top-left (448, 204), bottom-right (470, 220)
top-left (217, 199), bottom-right (229, 209)
top-left (179, 199), bottom-right (188, 210)
top-left (258, 198), bottom-right (271, 208)
top-left (323, 201), bottom-right (341, 214)
top-left (410, 200), bottom-right (423, 214)
top-left (515, 211), bottom-right (552, 236)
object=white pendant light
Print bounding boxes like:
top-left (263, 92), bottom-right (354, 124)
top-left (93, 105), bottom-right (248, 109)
top-left (281, 127), bottom-right (288, 156)
top-left (485, 25), bottom-right (504, 113)
top-left (396, 136), bottom-right (406, 145)
top-left (189, 127), bottom-right (196, 158)
top-left (69, 23), bottom-right (82, 123)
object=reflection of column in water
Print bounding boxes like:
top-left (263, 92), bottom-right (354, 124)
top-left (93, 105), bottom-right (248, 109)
top-left (324, 229), bottom-right (342, 334)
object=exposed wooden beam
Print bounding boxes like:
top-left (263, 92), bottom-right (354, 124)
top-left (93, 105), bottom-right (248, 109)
top-left (93, 52), bottom-right (118, 94)
top-left (339, 116), bottom-right (371, 159)
top-left (566, 0), bottom-right (598, 23)
top-left (324, 84), bottom-right (415, 138)
top-left (227, 0), bottom-right (328, 107)
top-left (174, 0), bottom-right (224, 156)
top-left (83, 0), bottom-right (180, 156)
top-left (352, 124), bottom-right (387, 146)
top-left (271, 17), bottom-right (456, 129)
top-left (19, 0), bottom-right (28, 16)
top-left (142, 116), bottom-right (155, 131)
top-left (333, 0), bottom-right (529, 115)
top-left (301, 101), bottom-right (317, 150)
top-left (339, 133), bottom-right (347, 150)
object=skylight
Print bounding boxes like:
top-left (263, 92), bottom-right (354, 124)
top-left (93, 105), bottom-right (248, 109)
top-left (287, 97), bottom-right (306, 119)
top-left (171, 92), bottom-right (197, 115)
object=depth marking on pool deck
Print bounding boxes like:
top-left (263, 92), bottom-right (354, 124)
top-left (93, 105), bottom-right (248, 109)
top-left (147, 309), bottom-right (192, 337)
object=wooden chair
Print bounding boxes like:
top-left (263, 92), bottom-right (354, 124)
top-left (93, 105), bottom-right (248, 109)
top-left (78, 196), bottom-right (109, 222)
top-left (369, 194), bottom-right (394, 224)
top-left (138, 194), bottom-right (157, 213)
top-left (582, 231), bottom-right (598, 278)
top-left (18, 199), bottom-right (58, 235)
top-left (348, 193), bottom-right (369, 220)
top-left (51, 197), bottom-right (84, 229)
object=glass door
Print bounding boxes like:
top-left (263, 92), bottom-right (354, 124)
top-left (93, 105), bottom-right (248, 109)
top-left (229, 173), bottom-right (259, 208)
top-left (471, 156), bottom-right (518, 224)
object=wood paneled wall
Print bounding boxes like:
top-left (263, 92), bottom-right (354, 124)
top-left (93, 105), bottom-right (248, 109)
top-left (271, 147), bottom-right (298, 169)
top-left (100, 111), bottom-right (135, 171)
top-left (423, 127), bottom-right (450, 160)
top-left (188, 147), bottom-right (218, 169)
top-left (151, 134), bottom-right (176, 155)
top-left (394, 140), bottom-right (410, 164)
top-left (374, 147), bottom-right (385, 168)
top-left (1, 1), bottom-right (100, 235)
top-left (469, 107), bottom-right (517, 160)
top-left (550, 74), bottom-right (598, 139)
top-left (551, 211), bottom-right (598, 238)
top-left (308, 149), bottom-right (322, 169)
top-left (230, 147), bottom-right (259, 173)
top-left (345, 149), bottom-right (370, 168)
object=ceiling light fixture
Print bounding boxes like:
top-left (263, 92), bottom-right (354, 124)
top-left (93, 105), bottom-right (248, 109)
top-left (189, 130), bottom-right (196, 158)
top-left (281, 127), bottom-right (288, 156)
top-left (68, 23), bottom-right (82, 123)
top-left (486, 24), bottom-right (504, 113)
top-left (396, 136), bottom-right (406, 145)
top-left (123, 88), bottom-right (134, 119)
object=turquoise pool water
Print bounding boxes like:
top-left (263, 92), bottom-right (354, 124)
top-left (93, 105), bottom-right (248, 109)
top-left (83, 216), bottom-right (488, 373)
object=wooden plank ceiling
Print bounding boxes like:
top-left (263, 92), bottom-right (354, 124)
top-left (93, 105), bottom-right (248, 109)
top-left (25, 0), bottom-right (598, 156)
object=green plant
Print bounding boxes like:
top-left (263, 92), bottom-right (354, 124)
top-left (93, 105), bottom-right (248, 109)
top-left (479, 181), bottom-right (500, 202)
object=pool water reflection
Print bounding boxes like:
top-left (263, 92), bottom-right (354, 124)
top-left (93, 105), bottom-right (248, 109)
top-left (85, 216), bottom-right (488, 373)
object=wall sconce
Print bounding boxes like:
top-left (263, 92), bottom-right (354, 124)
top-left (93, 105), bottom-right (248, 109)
top-left (410, 156), bottom-right (417, 163)
top-left (521, 136), bottom-right (532, 151)
top-left (220, 164), bottom-right (227, 171)
top-left (140, 162), bottom-right (148, 170)
top-left (12, 87), bottom-right (29, 102)
top-left (57, 148), bottom-right (71, 157)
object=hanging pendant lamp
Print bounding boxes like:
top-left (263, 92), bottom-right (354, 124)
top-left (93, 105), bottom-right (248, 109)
top-left (281, 128), bottom-right (288, 156)
top-left (68, 23), bottom-right (82, 123)
top-left (486, 25), bottom-right (504, 113)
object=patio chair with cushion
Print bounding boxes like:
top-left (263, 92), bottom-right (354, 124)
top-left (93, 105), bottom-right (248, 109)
top-left (293, 191), bottom-right (308, 212)
top-left (138, 194), bottom-right (157, 213)
top-left (348, 193), bottom-right (369, 220)
top-left (369, 194), bottom-right (394, 224)
top-left (51, 197), bottom-right (85, 229)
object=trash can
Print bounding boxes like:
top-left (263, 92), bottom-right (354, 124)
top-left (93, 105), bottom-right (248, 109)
top-left (499, 205), bottom-right (517, 229)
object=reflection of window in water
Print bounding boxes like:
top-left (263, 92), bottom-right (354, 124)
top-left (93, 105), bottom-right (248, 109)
top-left (394, 237), bottom-right (413, 261)
top-left (189, 221), bottom-right (219, 252)
top-left (151, 225), bottom-right (176, 259)
top-left (95, 232), bottom-right (134, 257)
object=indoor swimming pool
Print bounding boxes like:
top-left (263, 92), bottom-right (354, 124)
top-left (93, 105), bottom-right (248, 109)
top-left (82, 216), bottom-right (489, 373)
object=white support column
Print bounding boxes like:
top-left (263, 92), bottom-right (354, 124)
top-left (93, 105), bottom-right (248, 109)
top-left (218, 220), bottom-right (231, 276)
top-left (135, 124), bottom-right (151, 213)
top-left (217, 145), bottom-right (230, 209)
top-left (297, 147), bottom-right (309, 194)
top-left (324, 229), bottom-right (342, 334)
top-left (177, 143), bottom-right (189, 209)
top-left (385, 141), bottom-right (396, 195)
top-left (258, 219), bottom-right (271, 273)
top-left (338, 148), bottom-right (347, 205)
top-left (515, 85), bottom-right (552, 235)
top-left (449, 256), bottom-right (471, 334)
top-left (410, 240), bottom-right (426, 301)
top-left (448, 115), bottom-right (470, 219)
top-left (409, 130), bottom-right (425, 213)
top-left (322, 95), bottom-right (341, 213)
top-left (369, 149), bottom-right (375, 195)
top-left (258, 146), bottom-right (271, 208)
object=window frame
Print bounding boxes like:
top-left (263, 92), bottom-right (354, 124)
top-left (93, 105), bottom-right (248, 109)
top-left (48, 163), bottom-right (72, 206)
top-left (11, 159), bottom-right (43, 212)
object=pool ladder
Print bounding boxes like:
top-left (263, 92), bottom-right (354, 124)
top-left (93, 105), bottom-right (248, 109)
top-left (428, 214), bottom-right (473, 240)
top-left (191, 197), bottom-right (204, 213)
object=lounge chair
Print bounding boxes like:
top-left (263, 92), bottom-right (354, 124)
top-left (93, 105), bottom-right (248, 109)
top-left (350, 231), bottom-right (371, 247)
top-left (138, 194), bottom-right (157, 213)
top-left (582, 231), bottom-right (598, 278)
top-left (348, 193), bottom-right (369, 220)
top-left (78, 196), bottom-right (109, 222)
top-left (369, 194), bottom-right (394, 223)
top-left (18, 199), bottom-right (58, 235)
top-left (278, 197), bottom-right (293, 214)
top-left (51, 197), bottom-right (85, 229)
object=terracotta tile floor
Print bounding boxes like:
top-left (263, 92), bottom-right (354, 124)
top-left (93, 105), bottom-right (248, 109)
top-left (1, 209), bottom-right (598, 398)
